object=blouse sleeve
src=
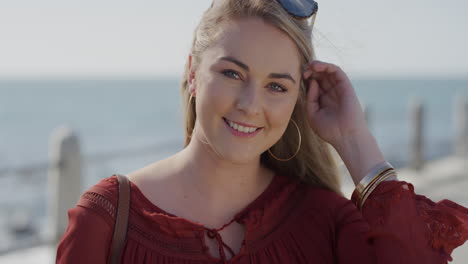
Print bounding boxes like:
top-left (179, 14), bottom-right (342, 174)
top-left (56, 205), bottom-right (114, 264)
top-left (335, 180), bottom-right (468, 264)
top-left (56, 180), bottom-right (118, 264)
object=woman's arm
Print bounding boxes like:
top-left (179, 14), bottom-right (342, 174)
top-left (303, 60), bottom-right (396, 186)
top-left (335, 196), bottom-right (437, 264)
top-left (335, 180), bottom-right (467, 264)
top-left (56, 205), bottom-right (113, 264)
top-left (303, 60), bottom-right (468, 263)
top-left (333, 129), bottom-right (395, 186)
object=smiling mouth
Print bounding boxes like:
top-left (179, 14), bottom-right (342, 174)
top-left (223, 117), bottom-right (262, 133)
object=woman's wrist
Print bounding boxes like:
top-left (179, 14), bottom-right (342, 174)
top-left (333, 129), bottom-right (387, 186)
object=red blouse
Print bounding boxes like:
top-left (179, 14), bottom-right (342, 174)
top-left (56, 173), bottom-right (468, 263)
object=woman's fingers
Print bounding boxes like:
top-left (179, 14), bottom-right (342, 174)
top-left (306, 78), bottom-right (321, 113)
top-left (303, 61), bottom-right (351, 95)
top-left (303, 60), bottom-right (343, 80)
top-left (309, 60), bottom-right (339, 73)
top-left (315, 61), bottom-right (350, 87)
top-left (303, 61), bottom-right (336, 88)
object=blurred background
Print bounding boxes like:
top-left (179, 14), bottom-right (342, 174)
top-left (1, 0), bottom-right (467, 262)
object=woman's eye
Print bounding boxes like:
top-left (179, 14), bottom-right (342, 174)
top-left (221, 70), bottom-right (287, 93)
top-left (269, 83), bottom-right (287, 93)
top-left (221, 70), bottom-right (240, 79)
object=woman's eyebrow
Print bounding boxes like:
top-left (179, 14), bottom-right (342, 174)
top-left (219, 56), bottom-right (249, 71)
top-left (219, 56), bottom-right (296, 84)
top-left (269, 73), bottom-right (296, 84)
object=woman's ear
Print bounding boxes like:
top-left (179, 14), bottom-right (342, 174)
top-left (189, 76), bottom-right (196, 97)
top-left (188, 54), bottom-right (196, 97)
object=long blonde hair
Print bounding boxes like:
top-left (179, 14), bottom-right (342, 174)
top-left (180, 0), bottom-right (342, 195)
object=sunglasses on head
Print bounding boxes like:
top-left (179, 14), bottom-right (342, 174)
top-left (276, 0), bottom-right (318, 19)
top-left (210, 0), bottom-right (319, 20)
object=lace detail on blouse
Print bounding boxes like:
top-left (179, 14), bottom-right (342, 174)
top-left (351, 180), bottom-right (468, 262)
top-left (80, 191), bottom-right (116, 218)
top-left (80, 189), bottom-right (211, 259)
top-left (414, 193), bottom-right (468, 259)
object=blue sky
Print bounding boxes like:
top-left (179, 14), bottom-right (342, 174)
top-left (0, 0), bottom-right (467, 79)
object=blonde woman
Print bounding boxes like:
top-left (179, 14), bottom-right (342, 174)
top-left (56, 0), bottom-right (468, 263)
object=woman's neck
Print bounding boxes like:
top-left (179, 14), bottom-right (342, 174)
top-left (174, 137), bottom-right (274, 217)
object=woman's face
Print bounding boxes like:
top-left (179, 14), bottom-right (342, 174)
top-left (191, 17), bottom-right (302, 164)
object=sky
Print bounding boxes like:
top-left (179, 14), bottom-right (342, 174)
top-left (0, 0), bottom-right (467, 79)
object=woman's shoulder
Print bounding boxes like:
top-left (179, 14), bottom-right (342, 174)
top-left (299, 183), bottom-right (359, 220)
top-left (75, 175), bottom-right (121, 222)
top-left (80, 175), bottom-right (120, 202)
top-left (303, 183), bottom-right (352, 206)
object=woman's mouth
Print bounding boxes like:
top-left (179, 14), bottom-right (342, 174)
top-left (223, 117), bottom-right (263, 138)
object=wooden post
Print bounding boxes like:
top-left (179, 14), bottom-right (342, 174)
top-left (454, 95), bottom-right (468, 158)
top-left (48, 126), bottom-right (82, 245)
top-left (361, 101), bottom-right (371, 131)
top-left (409, 99), bottom-right (425, 170)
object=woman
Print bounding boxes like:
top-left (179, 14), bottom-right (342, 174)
top-left (56, 0), bottom-right (468, 263)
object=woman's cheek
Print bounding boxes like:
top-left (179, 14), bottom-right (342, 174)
top-left (212, 81), bottom-right (239, 104)
top-left (268, 100), bottom-right (297, 139)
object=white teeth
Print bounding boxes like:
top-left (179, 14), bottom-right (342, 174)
top-left (226, 119), bottom-right (258, 133)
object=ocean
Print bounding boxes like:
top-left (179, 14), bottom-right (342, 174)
top-left (1, 78), bottom-right (468, 170)
top-left (0, 78), bottom-right (468, 252)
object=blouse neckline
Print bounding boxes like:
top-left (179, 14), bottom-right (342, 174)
top-left (125, 171), bottom-right (288, 229)
top-left (106, 173), bottom-right (304, 261)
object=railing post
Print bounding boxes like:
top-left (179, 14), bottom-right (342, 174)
top-left (47, 126), bottom-right (82, 246)
top-left (454, 95), bottom-right (468, 158)
top-left (409, 98), bottom-right (425, 170)
top-left (361, 100), bottom-right (371, 131)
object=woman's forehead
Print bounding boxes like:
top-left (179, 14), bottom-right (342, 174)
top-left (205, 17), bottom-right (301, 76)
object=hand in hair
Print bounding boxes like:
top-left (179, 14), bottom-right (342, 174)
top-left (303, 60), bottom-right (369, 147)
top-left (303, 60), bottom-right (388, 184)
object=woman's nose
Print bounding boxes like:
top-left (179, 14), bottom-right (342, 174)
top-left (236, 82), bottom-right (261, 116)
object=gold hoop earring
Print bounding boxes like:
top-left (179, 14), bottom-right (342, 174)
top-left (186, 93), bottom-right (195, 140)
top-left (268, 119), bottom-right (302, 162)
top-left (187, 94), bottom-right (211, 146)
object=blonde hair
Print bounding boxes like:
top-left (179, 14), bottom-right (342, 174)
top-left (180, 0), bottom-right (342, 195)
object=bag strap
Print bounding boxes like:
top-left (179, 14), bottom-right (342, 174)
top-left (109, 174), bottom-right (131, 264)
